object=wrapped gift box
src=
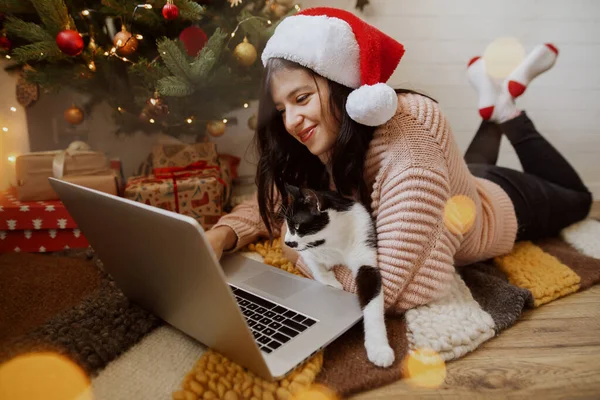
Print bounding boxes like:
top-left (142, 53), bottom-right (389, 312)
top-left (15, 147), bottom-right (117, 201)
top-left (0, 228), bottom-right (89, 253)
top-left (125, 171), bottom-right (225, 230)
top-left (0, 188), bottom-right (89, 253)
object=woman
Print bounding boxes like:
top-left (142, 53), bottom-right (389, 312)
top-left (206, 7), bottom-right (592, 313)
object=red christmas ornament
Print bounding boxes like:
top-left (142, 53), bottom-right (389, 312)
top-left (179, 26), bottom-right (208, 57)
top-left (162, 2), bottom-right (179, 20)
top-left (0, 36), bottom-right (11, 52)
top-left (56, 30), bottom-right (84, 56)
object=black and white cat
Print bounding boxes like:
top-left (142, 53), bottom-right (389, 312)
top-left (282, 184), bottom-right (394, 368)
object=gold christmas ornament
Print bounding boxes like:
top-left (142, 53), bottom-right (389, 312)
top-left (206, 120), bottom-right (226, 137)
top-left (113, 28), bottom-right (138, 57)
top-left (64, 105), bottom-right (85, 125)
top-left (247, 114), bottom-right (257, 130)
top-left (233, 37), bottom-right (257, 67)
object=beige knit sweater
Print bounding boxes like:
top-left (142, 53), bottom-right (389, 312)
top-left (214, 93), bottom-right (518, 313)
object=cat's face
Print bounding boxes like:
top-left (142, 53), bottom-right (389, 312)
top-left (283, 185), bottom-right (330, 251)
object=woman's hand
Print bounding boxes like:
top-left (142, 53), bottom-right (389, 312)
top-left (205, 226), bottom-right (237, 260)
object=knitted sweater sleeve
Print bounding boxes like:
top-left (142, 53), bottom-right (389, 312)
top-left (212, 192), bottom-right (281, 252)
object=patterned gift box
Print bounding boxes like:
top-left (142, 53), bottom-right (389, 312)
top-left (0, 187), bottom-right (89, 253)
top-left (124, 167), bottom-right (226, 230)
top-left (0, 187), bottom-right (78, 230)
top-left (0, 228), bottom-right (89, 253)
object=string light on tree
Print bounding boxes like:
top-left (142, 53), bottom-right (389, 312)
top-left (56, 30), bottom-right (84, 56)
top-left (228, 0), bottom-right (243, 6)
top-left (162, 0), bottom-right (179, 20)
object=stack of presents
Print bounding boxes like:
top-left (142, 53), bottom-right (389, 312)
top-left (0, 142), bottom-right (239, 254)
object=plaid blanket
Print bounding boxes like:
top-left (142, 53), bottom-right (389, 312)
top-left (1, 219), bottom-right (599, 399)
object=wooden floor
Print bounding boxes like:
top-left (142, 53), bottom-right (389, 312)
top-left (353, 283), bottom-right (600, 400)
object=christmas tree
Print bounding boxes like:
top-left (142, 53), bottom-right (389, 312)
top-left (0, 0), bottom-right (299, 138)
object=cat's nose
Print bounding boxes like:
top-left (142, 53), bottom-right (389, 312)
top-left (284, 241), bottom-right (298, 248)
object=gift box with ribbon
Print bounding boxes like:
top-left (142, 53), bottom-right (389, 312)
top-left (15, 141), bottom-right (118, 202)
top-left (124, 161), bottom-right (226, 230)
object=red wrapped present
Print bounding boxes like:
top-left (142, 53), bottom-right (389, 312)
top-left (0, 187), bottom-right (90, 253)
top-left (0, 187), bottom-right (78, 230)
top-left (0, 228), bottom-right (89, 253)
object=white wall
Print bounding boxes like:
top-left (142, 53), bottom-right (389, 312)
top-left (301, 0), bottom-right (600, 198)
top-left (0, 60), bottom-right (30, 191)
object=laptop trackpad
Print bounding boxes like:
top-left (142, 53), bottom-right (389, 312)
top-left (243, 271), bottom-right (306, 299)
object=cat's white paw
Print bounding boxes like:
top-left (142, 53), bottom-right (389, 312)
top-left (366, 344), bottom-right (395, 368)
top-left (325, 279), bottom-right (343, 290)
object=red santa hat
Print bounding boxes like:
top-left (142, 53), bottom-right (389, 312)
top-left (261, 7), bottom-right (405, 127)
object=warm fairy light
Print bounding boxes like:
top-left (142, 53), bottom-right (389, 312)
top-left (267, 20), bottom-right (272, 25)
top-left (142, 4), bottom-right (153, 9)
top-left (150, 98), bottom-right (158, 106)
top-left (162, 51), bottom-right (166, 55)
top-left (88, 61), bottom-right (96, 71)
top-left (401, 348), bottom-right (447, 389)
top-left (82, 10), bottom-right (90, 16)
top-left (135, 34), bottom-right (144, 40)
top-left (0, 352), bottom-right (92, 400)
top-left (2, 127), bottom-right (8, 132)
top-left (116, 39), bottom-right (123, 47)
top-left (122, 57), bottom-right (128, 62)
top-left (10, 107), bottom-right (16, 112)
top-left (231, 32), bottom-right (236, 38)
top-left (104, 51), bottom-right (109, 56)
top-left (291, 384), bottom-right (339, 400)
top-left (110, 47), bottom-right (117, 54)
top-left (186, 118), bottom-right (193, 124)
top-left (295, 4), bottom-right (301, 11)
top-left (40, 52), bottom-right (44, 56)
top-left (243, 103), bottom-right (249, 108)
top-left (5, 55), bottom-right (10, 59)
top-left (117, 106), bottom-right (123, 112)
top-left (149, 118), bottom-right (155, 124)
top-left (7, 156), bottom-right (16, 163)
top-left (444, 195), bottom-right (477, 235)
top-left (222, 119), bottom-right (228, 124)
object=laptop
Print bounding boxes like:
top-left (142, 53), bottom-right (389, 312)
top-left (49, 178), bottom-right (362, 381)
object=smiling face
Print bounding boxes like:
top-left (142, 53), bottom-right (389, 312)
top-left (270, 67), bottom-right (340, 160)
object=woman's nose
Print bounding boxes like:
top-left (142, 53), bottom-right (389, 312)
top-left (285, 110), bottom-right (302, 132)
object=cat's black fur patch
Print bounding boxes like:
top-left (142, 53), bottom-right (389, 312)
top-left (356, 266), bottom-right (382, 309)
top-left (306, 239), bottom-right (325, 249)
top-left (365, 227), bottom-right (377, 248)
top-left (285, 184), bottom-right (355, 238)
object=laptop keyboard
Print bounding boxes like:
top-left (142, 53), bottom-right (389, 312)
top-left (230, 285), bottom-right (318, 354)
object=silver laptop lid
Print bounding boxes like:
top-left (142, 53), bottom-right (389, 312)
top-left (49, 178), bottom-right (272, 379)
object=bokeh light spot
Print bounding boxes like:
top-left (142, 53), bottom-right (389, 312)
top-left (401, 348), bottom-right (447, 389)
top-left (483, 37), bottom-right (526, 79)
top-left (444, 195), bottom-right (477, 235)
top-left (292, 384), bottom-right (340, 400)
top-left (0, 352), bottom-right (92, 400)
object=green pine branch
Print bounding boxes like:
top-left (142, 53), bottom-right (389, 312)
top-left (177, 0), bottom-right (205, 21)
top-left (31, 0), bottom-right (76, 35)
top-left (156, 37), bottom-right (194, 84)
top-left (0, 0), bottom-right (35, 13)
top-left (12, 41), bottom-right (65, 63)
top-left (156, 76), bottom-right (195, 96)
top-left (5, 16), bottom-right (53, 43)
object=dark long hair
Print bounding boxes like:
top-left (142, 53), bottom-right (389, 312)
top-left (254, 58), bottom-right (433, 239)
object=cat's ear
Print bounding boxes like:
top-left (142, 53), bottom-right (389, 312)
top-left (285, 184), bottom-right (301, 199)
top-left (302, 189), bottom-right (322, 214)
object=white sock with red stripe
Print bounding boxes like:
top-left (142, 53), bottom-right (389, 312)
top-left (466, 56), bottom-right (498, 120)
top-left (506, 43), bottom-right (559, 98)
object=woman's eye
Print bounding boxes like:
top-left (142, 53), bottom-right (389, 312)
top-left (297, 94), bottom-right (308, 103)
top-left (278, 109), bottom-right (285, 115)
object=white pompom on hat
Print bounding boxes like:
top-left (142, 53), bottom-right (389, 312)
top-left (261, 7), bottom-right (405, 126)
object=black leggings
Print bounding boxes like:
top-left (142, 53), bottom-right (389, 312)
top-left (465, 112), bottom-right (593, 241)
